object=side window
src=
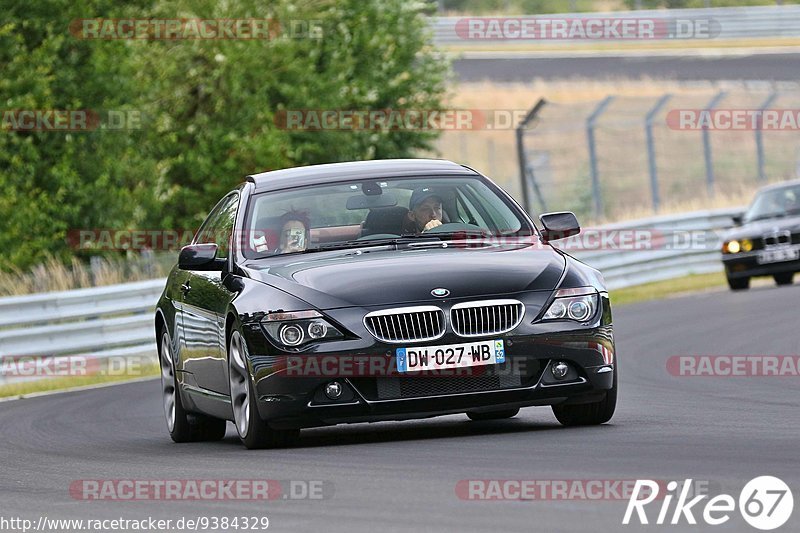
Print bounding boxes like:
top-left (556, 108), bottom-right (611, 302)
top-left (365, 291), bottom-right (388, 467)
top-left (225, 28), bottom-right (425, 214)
top-left (195, 194), bottom-right (239, 259)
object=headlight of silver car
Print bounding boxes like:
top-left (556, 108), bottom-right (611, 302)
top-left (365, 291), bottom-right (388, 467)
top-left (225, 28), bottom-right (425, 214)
top-left (261, 310), bottom-right (344, 348)
top-left (542, 287), bottom-right (599, 322)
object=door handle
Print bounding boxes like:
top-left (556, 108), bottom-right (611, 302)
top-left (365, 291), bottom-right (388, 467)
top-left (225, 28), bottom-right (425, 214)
top-left (180, 282), bottom-right (191, 294)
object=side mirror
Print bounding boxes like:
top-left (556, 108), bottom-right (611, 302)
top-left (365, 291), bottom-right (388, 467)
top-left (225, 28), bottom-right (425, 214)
top-left (539, 211), bottom-right (581, 242)
top-left (178, 243), bottom-right (224, 271)
top-left (731, 214), bottom-right (743, 226)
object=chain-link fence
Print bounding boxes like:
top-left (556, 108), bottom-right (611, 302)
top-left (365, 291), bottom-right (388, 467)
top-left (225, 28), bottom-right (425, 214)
top-left (517, 88), bottom-right (800, 222)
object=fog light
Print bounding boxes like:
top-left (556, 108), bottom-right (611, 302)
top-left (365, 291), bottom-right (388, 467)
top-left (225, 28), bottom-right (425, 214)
top-left (551, 361), bottom-right (569, 380)
top-left (325, 381), bottom-right (343, 400)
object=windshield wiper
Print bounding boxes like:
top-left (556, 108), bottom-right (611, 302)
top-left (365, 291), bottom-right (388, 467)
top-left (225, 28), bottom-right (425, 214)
top-left (315, 236), bottom-right (440, 251)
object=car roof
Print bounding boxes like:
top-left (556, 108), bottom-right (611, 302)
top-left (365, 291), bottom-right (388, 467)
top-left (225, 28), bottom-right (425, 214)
top-left (247, 159), bottom-right (479, 192)
top-left (757, 178), bottom-right (800, 193)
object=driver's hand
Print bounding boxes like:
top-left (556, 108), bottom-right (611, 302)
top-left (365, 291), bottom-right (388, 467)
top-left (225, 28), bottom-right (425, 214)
top-left (423, 219), bottom-right (443, 232)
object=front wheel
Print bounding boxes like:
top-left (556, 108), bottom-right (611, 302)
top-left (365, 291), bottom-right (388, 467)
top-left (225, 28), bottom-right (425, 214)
top-left (552, 369), bottom-right (617, 426)
top-left (228, 328), bottom-right (299, 449)
top-left (727, 275), bottom-right (750, 291)
top-left (774, 272), bottom-right (794, 286)
top-left (159, 329), bottom-right (226, 442)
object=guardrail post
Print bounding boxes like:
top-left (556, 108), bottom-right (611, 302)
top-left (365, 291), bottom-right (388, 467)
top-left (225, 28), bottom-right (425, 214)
top-left (515, 98), bottom-right (548, 214)
top-left (702, 91), bottom-right (726, 199)
top-left (645, 94), bottom-right (672, 213)
top-left (586, 96), bottom-right (614, 219)
top-left (755, 91), bottom-right (778, 183)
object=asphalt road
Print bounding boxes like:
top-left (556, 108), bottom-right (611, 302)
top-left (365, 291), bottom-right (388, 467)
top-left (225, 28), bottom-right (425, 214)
top-left (453, 53), bottom-right (800, 81)
top-left (2, 283), bottom-right (799, 532)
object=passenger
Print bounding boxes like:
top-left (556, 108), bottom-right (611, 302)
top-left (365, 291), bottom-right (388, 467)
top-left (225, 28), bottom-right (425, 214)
top-left (404, 187), bottom-right (444, 234)
top-left (278, 210), bottom-right (310, 253)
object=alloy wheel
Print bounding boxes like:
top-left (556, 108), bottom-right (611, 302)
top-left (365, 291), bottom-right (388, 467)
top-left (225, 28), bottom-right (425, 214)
top-left (229, 330), bottom-right (251, 438)
top-left (159, 332), bottom-right (176, 432)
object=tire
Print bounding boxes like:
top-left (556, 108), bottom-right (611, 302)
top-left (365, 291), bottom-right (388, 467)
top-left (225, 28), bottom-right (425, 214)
top-left (774, 272), bottom-right (794, 286)
top-left (228, 328), bottom-right (299, 449)
top-left (552, 368), bottom-right (617, 426)
top-left (158, 328), bottom-right (226, 442)
top-left (727, 276), bottom-right (750, 291)
top-left (467, 408), bottom-right (519, 421)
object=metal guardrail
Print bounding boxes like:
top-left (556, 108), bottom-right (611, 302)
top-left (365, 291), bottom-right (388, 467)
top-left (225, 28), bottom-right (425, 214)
top-left (566, 207), bottom-right (742, 290)
top-left (0, 280), bottom-right (164, 383)
top-left (0, 207), bottom-right (743, 381)
top-left (431, 6), bottom-right (800, 45)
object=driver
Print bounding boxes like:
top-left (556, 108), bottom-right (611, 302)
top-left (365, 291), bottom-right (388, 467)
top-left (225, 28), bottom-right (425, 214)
top-left (403, 187), bottom-right (444, 234)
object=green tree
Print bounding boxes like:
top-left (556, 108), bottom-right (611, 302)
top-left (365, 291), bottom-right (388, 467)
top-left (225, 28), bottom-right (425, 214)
top-left (0, 0), bottom-right (158, 269)
top-left (0, 0), bottom-right (449, 269)
top-left (132, 0), bottom-right (450, 231)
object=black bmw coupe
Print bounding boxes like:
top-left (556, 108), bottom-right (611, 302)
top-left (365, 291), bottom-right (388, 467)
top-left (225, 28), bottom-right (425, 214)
top-left (155, 159), bottom-right (617, 448)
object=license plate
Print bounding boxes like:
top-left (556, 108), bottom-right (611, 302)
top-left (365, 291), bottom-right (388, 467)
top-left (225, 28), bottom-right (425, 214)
top-left (396, 339), bottom-right (505, 373)
top-left (757, 247), bottom-right (800, 264)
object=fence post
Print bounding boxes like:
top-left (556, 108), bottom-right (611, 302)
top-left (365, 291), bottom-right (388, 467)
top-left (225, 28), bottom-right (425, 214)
top-left (645, 94), bottom-right (672, 214)
top-left (755, 91), bottom-right (778, 183)
top-left (702, 91), bottom-right (726, 199)
top-left (516, 98), bottom-right (547, 214)
top-left (586, 96), bottom-right (614, 219)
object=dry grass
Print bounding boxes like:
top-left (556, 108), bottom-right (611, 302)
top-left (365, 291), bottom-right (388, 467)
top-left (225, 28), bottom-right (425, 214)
top-left (0, 363), bottom-right (160, 399)
top-left (427, 79), bottom-right (798, 223)
top-left (0, 254), bottom-right (174, 297)
top-left (610, 271), bottom-right (726, 305)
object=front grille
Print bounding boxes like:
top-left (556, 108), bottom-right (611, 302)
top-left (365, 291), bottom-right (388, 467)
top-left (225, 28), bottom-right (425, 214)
top-left (450, 300), bottom-right (525, 338)
top-left (763, 230), bottom-right (792, 248)
top-left (348, 358), bottom-right (544, 401)
top-left (364, 306), bottom-right (446, 344)
top-left (375, 370), bottom-right (522, 400)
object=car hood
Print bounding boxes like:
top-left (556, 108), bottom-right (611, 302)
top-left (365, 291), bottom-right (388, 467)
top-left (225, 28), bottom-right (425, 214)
top-left (723, 214), bottom-right (800, 240)
top-left (242, 243), bottom-right (565, 309)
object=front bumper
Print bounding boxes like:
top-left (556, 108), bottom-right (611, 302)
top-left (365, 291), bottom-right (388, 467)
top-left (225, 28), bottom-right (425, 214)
top-left (722, 251), bottom-right (800, 279)
top-left (243, 326), bottom-right (615, 430)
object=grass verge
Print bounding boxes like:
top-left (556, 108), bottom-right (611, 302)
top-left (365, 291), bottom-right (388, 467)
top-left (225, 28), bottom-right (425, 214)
top-left (610, 271), bottom-right (727, 306)
top-left (0, 363), bottom-right (160, 400)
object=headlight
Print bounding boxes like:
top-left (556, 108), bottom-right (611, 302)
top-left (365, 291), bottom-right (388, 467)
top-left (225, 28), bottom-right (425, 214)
top-left (723, 240), bottom-right (741, 254)
top-left (261, 310), bottom-right (344, 349)
top-left (542, 287), bottom-right (599, 322)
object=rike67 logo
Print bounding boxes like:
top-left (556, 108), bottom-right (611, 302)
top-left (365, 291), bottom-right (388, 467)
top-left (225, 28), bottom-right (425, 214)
top-left (624, 477), bottom-right (794, 530)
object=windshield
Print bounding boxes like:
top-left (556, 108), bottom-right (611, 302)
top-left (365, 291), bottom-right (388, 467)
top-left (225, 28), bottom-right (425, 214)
top-left (744, 184), bottom-right (800, 223)
top-left (241, 175), bottom-right (531, 258)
